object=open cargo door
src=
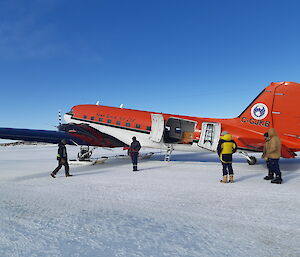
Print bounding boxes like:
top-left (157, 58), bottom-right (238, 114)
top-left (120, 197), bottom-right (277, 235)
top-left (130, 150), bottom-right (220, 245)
top-left (164, 117), bottom-right (196, 144)
top-left (198, 122), bottom-right (221, 151)
top-left (149, 114), bottom-right (165, 143)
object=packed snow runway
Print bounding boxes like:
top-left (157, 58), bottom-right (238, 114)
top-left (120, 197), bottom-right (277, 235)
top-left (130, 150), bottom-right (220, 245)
top-left (0, 145), bottom-right (300, 257)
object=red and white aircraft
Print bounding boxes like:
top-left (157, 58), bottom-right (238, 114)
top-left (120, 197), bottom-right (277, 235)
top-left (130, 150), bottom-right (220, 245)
top-left (0, 81), bottom-right (299, 164)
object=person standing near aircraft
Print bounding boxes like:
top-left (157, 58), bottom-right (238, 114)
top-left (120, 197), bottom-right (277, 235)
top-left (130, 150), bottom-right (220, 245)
top-left (217, 132), bottom-right (237, 183)
top-left (263, 128), bottom-right (282, 184)
top-left (129, 136), bottom-right (141, 171)
top-left (51, 139), bottom-right (72, 178)
top-left (262, 132), bottom-right (273, 180)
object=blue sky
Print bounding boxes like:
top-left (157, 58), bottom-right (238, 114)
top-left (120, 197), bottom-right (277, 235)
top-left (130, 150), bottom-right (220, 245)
top-left (1, 0), bottom-right (300, 130)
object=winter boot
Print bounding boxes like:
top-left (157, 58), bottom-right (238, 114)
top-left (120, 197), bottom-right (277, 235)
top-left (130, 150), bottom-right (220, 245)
top-left (264, 171), bottom-right (274, 180)
top-left (220, 175), bottom-right (228, 183)
top-left (50, 172), bottom-right (56, 178)
top-left (133, 165), bottom-right (138, 171)
top-left (229, 175), bottom-right (234, 183)
top-left (271, 174), bottom-right (282, 184)
top-left (65, 173), bottom-right (73, 177)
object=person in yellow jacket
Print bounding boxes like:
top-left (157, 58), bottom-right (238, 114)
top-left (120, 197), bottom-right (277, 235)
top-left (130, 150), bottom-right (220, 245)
top-left (217, 132), bottom-right (237, 183)
top-left (263, 128), bottom-right (282, 184)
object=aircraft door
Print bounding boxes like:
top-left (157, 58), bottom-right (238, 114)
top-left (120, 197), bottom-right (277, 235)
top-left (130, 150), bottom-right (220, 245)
top-left (198, 122), bottom-right (221, 151)
top-left (149, 114), bottom-right (165, 143)
top-left (164, 117), bottom-right (196, 144)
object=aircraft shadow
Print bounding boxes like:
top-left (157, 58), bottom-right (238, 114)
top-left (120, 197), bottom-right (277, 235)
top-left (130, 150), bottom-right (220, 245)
top-left (63, 158), bottom-right (132, 177)
top-left (151, 152), bottom-right (253, 164)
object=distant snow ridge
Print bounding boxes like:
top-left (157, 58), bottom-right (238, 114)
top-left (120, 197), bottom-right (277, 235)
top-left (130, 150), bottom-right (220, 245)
top-left (0, 141), bottom-right (48, 147)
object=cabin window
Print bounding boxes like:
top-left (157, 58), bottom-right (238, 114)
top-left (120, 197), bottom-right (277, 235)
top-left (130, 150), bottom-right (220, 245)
top-left (91, 116), bottom-right (95, 120)
top-left (136, 124), bottom-right (141, 129)
top-left (126, 123), bottom-right (130, 127)
top-left (116, 121), bottom-right (121, 125)
top-left (146, 126), bottom-right (151, 131)
top-left (99, 118), bottom-right (103, 122)
top-left (108, 119), bottom-right (112, 123)
top-left (84, 115), bottom-right (87, 119)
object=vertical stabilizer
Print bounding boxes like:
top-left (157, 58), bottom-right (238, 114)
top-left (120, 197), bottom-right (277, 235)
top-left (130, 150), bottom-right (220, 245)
top-left (271, 82), bottom-right (300, 138)
top-left (238, 81), bottom-right (300, 137)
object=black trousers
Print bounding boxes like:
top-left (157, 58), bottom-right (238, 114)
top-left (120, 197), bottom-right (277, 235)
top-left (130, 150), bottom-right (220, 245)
top-left (268, 158), bottom-right (281, 176)
top-left (53, 158), bottom-right (70, 175)
top-left (222, 162), bottom-right (233, 176)
top-left (131, 152), bottom-right (138, 167)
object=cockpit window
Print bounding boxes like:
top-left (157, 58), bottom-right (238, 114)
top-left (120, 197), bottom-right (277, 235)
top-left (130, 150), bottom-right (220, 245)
top-left (66, 109), bottom-right (74, 115)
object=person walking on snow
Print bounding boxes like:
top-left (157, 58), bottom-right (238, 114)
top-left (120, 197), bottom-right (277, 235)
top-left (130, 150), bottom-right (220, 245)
top-left (217, 132), bottom-right (237, 183)
top-left (263, 128), bottom-right (282, 184)
top-left (51, 139), bottom-right (72, 178)
top-left (129, 136), bottom-right (141, 171)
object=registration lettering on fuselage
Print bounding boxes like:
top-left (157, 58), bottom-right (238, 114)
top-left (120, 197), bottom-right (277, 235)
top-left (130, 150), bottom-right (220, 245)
top-left (241, 117), bottom-right (270, 127)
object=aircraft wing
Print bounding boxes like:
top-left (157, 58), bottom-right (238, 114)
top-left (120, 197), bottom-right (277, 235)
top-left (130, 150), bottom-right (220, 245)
top-left (58, 123), bottom-right (127, 147)
top-left (0, 123), bottom-right (127, 148)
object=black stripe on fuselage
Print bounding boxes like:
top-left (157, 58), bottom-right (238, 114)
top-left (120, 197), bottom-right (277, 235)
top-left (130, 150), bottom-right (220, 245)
top-left (69, 116), bottom-right (151, 134)
top-left (237, 147), bottom-right (261, 152)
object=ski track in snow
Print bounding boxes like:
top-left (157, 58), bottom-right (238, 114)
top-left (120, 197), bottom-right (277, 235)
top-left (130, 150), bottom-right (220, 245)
top-left (0, 145), bottom-right (300, 257)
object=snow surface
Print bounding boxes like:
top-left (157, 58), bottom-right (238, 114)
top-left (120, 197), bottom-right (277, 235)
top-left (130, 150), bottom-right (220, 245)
top-left (0, 145), bottom-right (300, 257)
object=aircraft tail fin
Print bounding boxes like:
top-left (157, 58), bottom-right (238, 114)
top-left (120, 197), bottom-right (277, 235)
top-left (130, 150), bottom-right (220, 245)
top-left (238, 81), bottom-right (300, 143)
top-left (238, 85), bottom-right (275, 131)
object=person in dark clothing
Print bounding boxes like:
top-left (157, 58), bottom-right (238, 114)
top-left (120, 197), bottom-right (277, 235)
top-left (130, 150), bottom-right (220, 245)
top-left (51, 139), bottom-right (72, 178)
top-left (262, 132), bottom-right (273, 180)
top-left (129, 136), bottom-right (141, 171)
top-left (262, 128), bottom-right (282, 184)
top-left (217, 132), bottom-right (237, 183)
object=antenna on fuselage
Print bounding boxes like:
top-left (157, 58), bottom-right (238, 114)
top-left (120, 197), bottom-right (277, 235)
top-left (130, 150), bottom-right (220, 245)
top-left (96, 101), bottom-right (100, 105)
top-left (119, 104), bottom-right (124, 108)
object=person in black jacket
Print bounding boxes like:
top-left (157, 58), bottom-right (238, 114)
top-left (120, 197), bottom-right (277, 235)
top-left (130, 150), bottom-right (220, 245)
top-left (129, 136), bottom-right (141, 171)
top-left (51, 139), bottom-right (72, 178)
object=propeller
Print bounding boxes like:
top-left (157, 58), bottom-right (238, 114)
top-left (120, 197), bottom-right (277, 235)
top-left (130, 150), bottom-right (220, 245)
top-left (58, 110), bottom-right (62, 125)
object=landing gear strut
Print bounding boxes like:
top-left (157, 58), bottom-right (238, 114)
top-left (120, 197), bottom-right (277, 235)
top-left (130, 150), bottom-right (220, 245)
top-left (239, 151), bottom-right (257, 165)
top-left (68, 141), bottom-right (108, 165)
top-left (77, 146), bottom-right (95, 161)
